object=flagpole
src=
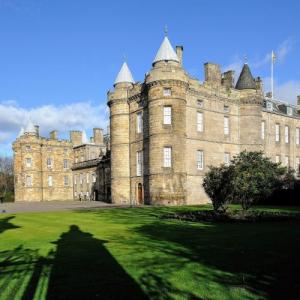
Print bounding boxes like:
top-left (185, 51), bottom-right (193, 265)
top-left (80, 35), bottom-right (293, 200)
top-left (271, 50), bottom-right (274, 99)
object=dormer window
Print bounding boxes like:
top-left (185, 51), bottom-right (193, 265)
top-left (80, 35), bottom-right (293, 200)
top-left (266, 101), bottom-right (273, 111)
top-left (163, 88), bottom-right (171, 96)
top-left (287, 107), bottom-right (293, 116)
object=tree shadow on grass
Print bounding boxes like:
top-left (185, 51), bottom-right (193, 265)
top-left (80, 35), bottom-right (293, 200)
top-left (134, 220), bottom-right (300, 300)
top-left (0, 216), bottom-right (20, 234)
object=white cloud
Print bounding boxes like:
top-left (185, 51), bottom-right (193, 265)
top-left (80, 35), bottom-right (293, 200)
top-left (0, 100), bottom-right (109, 156)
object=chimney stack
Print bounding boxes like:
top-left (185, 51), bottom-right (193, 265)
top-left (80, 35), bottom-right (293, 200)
top-left (297, 95), bottom-right (300, 106)
top-left (50, 130), bottom-right (58, 140)
top-left (34, 125), bottom-right (40, 137)
top-left (204, 63), bottom-right (221, 85)
top-left (221, 70), bottom-right (235, 88)
top-left (93, 128), bottom-right (103, 144)
top-left (70, 130), bottom-right (82, 145)
top-left (176, 45), bottom-right (183, 66)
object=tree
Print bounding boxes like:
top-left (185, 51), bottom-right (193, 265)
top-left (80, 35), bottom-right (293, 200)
top-left (203, 151), bottom-right (290, 211)
top-left (0, 156), bottom-right (14, 202)
top-left (230, 151), bottom-right (286, 210)
top-left (203, 164), bottom-right (234, 212)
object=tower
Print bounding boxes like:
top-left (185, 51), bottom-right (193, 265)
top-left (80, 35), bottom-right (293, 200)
top-left (108, 62), bottom-right (134, 204)
top-left (145, 35), bottom-right (189, 205)
top-left (236, 63), bottom-right (263, 152)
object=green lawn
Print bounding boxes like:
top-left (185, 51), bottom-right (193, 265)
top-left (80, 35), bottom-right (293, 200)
top-left (0, 205), bottom-right (300, 300)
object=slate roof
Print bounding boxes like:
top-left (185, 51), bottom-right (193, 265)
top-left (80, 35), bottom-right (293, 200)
top-left (235, 63), bottom-right (256, 90)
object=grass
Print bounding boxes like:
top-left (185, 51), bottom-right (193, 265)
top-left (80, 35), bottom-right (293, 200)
top-left (0, 205), bottom-right (300, 299)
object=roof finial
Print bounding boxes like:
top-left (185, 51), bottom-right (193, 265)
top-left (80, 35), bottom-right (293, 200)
top-left (244, 54), bottom-right (248, 64)
top-left (164, 25), bottom-right (168, 36)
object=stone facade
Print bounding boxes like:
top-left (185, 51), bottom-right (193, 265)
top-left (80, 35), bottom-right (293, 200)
top-left (108, 38), bottom-right (300, 206)
top-left (13, 127), bottom-right (109, 202)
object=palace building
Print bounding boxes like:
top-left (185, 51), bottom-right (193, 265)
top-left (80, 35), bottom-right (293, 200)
top-left (108, 35), bottom-right (300, 205)
top-left (13, 34), bottom-right (300, 204)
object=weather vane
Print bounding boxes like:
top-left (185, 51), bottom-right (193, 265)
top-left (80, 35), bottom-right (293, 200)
top-left (164, 25), bottom-right (168, 36)
top-left (244, 54), bottom-right (248, 64)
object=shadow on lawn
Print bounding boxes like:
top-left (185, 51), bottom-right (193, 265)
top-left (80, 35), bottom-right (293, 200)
top-left (0, 225), bottom-right (148, 300)
top-left (0, 216), bottom-right (20, 234)
top-left (134, 220), bottom-right (300, 300)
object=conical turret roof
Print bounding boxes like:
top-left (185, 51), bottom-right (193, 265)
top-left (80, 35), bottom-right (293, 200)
top-left (24, 119), bottom-right (36, 134)
top-left (114, 62), bottom-right (135, 85)
top-left (153, 36), bottom-right (179, 64)
top-left (235, 63), bottom-right (256, 90)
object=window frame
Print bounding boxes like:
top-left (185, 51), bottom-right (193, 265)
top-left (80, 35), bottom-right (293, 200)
top-left (163, 147), bottom-right (172, 168)
top-left (197, 150), bottom-right (204, 170)
top-left (136, 111), bottom-right (143, 134)
top-left (197, 111), bottom-right (204, 132)
top-left (163, 88), bottom-right (172, 97)
top-left (163, 106), bottom-right (172, 125)
top-left (275, 124), bottom-right (280, 142)
top-left (224, 116), bottom-right (229, 135)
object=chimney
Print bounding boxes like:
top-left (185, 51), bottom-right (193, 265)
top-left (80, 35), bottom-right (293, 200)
top-left (297, 95), bottom-right (300, 106)
top-left (50, 130), bottom-right (58, 140)
top-left (70, 130), bottom-right (82, 145)
top-left (176, 45), bottom-right (183, 66)
top-left (34, 125), bottom-right (40, 137)
top-left (93, 128), bottom-right (103, 144)
top-left (255, 76), bottom-right (263, 92)
top-left (204, 63), bottom-right (221, 85)
top-left (222, 70), bottom-right (235, 88)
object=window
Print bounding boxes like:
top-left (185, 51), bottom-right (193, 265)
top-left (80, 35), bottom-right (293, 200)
top-left (74, 175), bottom-right (77, 185)
top-left (275, 124), bottom-right (280, 142)
top-left (163, 106), bottom-right (172, 125)
top-left (63, 159), bottom-right (68, 169)
top-left (197, 150), bottom-right (204, 170)
top-left (285, 156), bottom-right (289, 167)
top-left (47, 147), bottom-right (52, 152)
top-left (25, 145), bottom-right (31, 151)
top-left (287, 106), bottom-right (293, 116)
top-left (80, 173), bottom-right (83, 184)
top-left (75, 157), bottom-right (78, 163)
top-left (197, 112), bottom-right (203, 132)
top-left (26, 158), bottom-right (32, 167)
top-left (261, 121), bottom-right (265, 140)
top-left (48, 176), bottom-right (53, 187)
top-left (163, 88), bottom-right (171, 96)
top-left (197, 99), bottom-right (204, 108)
top-left (163, 147), bottom-right (172, 168)
top-left (92, 173), bottom-right (96, 183)
top-left (266, 101), bottom-right (273, 111)
top-left (275, 155), bottom-right (280, 163)
top-left (64, 176), bottom-right (69, 186)
top-left (86, 173), bottom-right (89, 184)
top-left (47, 157), bottom-right (53, 168)
top-left (224, 105), bottom-right (230, 113)
top-left (137, 112), bottom-right (143, 133)
top-left (64, 148), bottom-right (68, 154)
top-left (296, 128), bottom-right (300, 145)
top-left (136, 151), bottom-right (143, 176)
top-left (224, 153), bottom-right (230, 166)
top-left (74, 191), bottom-right (77, 197)
top-left (81, 155), bottom-right (84, 162)
top-left (284, 126), bottom-right (289, 144)
top-left (26, 176), bottom-right (32, 187)
top-left (224, 116), bottom-right (229, 135)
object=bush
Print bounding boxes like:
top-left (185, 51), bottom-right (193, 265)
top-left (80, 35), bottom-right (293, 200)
top-left (202, 165), bottom-right (234, 212)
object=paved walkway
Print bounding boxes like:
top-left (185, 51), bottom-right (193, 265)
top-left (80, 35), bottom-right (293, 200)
top-left (0, 201), bottom-right (128, 214)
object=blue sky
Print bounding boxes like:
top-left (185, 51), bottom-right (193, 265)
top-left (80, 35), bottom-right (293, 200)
top-left (1, 0), bottom-right (300, 155)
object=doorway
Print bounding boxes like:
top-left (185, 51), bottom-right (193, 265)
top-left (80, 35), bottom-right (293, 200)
top-left (137, 183), bottom-right (143, 205)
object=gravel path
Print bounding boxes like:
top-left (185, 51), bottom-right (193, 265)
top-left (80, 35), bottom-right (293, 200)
top-left (0, 201), bottom-right (129, 214)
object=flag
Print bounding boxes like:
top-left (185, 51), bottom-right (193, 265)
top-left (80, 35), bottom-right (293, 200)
top-left (272, 50), bottom-right (276, 62)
